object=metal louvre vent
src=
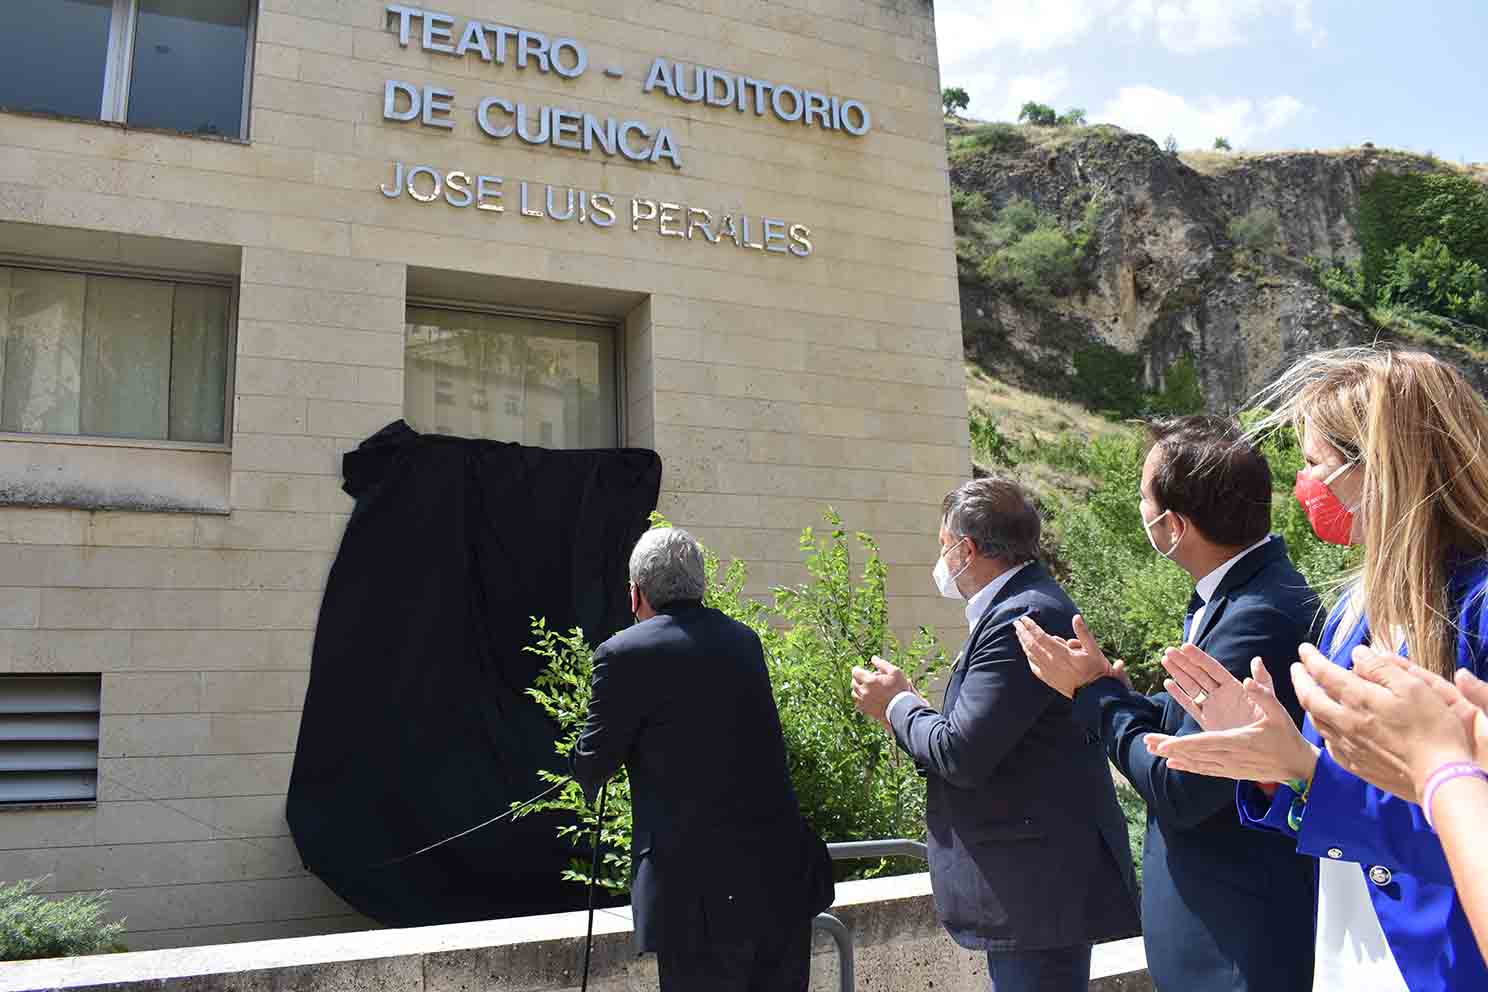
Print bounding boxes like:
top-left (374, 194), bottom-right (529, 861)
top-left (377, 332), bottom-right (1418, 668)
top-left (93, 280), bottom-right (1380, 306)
top-left (0, 675), bottom-right (102, 805)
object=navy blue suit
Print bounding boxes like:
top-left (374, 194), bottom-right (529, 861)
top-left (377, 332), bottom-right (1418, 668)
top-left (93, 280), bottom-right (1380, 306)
top-left (1072, 537), bottom-right (1321, 992)
top-left (890, 562), bottom-right (1140, 961)
top-left (571, 603), bottom-right (833, 973)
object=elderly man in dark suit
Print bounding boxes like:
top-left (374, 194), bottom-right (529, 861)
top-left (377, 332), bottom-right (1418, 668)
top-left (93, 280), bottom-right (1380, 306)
top-left (1016, 416), bottom-right (1320, 992)
top-left (853, 476), bottom-right (1139, 992)
top-left (572, 527), bottom-right (833, 992)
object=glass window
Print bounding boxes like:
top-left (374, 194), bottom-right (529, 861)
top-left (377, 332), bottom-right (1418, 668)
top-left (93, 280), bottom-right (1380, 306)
top-left (0, 0), bottom-right (113, 120)
top-left (0, 266), bottom-right (232, 444)
top-left (128, 0), bottom-right (252, 137)
top-left (404, 307), bottom-right (619, 449)
top-left (0, 0), bottom-right (254, 139)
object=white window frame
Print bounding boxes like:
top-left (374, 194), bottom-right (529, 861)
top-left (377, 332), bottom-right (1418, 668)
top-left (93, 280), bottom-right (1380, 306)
top-left (95, 0), bottom-right (258, 140)
top-left (405, 298), bottom-right (628, 449)
top-left (0, 255), bottom-right (238, 454)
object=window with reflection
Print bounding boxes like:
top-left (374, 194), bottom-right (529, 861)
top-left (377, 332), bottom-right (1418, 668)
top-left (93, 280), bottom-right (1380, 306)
top-left (0, 266), bottom-right (232, 444)
top-left (404, 307), bottom-right (619, 449)
top-left (0, 1), bottom-right (113, 120)
top-left (0, 0), bottom-right (255, 139)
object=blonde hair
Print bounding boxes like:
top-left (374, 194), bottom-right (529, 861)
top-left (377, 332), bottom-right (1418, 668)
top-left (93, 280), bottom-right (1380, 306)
top-left (1250, 347), bottom-right (1488, 677)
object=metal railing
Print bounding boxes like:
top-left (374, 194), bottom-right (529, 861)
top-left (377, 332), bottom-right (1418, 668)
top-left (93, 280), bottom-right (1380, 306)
top-left (812, 839), bottom-right (930, 992)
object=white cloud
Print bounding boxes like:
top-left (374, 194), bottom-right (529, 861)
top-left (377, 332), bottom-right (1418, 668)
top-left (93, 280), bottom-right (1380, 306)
top-left (1151, 0), bottom-right (1325, 53)
top-left (934, 0), bottom-right (1325, 64)
top-left (1095, 85), bottom-right (1306, 148)
top-left (935, 0), bottom-right (1107, 64)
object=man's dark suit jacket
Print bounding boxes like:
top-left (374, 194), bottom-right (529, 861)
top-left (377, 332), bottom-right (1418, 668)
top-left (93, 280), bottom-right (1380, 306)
top-left (572, 602), bottom-right (834, 954)
top-left (890, 562), bottom-right (1140, 953)
top-left (1072, 536), bottom-right (1321, 992)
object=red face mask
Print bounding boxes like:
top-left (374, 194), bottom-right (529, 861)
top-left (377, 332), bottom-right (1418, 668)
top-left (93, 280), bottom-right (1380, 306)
top-left (1294, 462), bottom-right (1357, 546)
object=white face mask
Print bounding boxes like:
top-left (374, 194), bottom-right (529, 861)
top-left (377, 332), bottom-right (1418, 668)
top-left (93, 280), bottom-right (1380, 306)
top-left (1141, 508), bottom-right (1183, 558)
top-left (933, 538), bottom-right (972, 600)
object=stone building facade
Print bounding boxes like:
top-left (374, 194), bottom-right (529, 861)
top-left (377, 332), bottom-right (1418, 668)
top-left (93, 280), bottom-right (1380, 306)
top-left (0, 0), bottom-right (964, 949)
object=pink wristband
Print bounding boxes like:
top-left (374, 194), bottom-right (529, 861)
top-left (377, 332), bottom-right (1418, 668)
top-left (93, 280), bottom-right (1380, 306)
top-left (1422, 761), bottom-right (1488, 830)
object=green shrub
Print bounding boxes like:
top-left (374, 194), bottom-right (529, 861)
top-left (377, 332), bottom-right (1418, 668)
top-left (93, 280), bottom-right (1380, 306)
top-left (951, 123), bottom-right (1027, 156)
top-left (1228, 207), bottom-right (1281, 252)
top-left (520, 511), bottom-right (946, 893)
top-left (982, 226), bottom-right (1080, 296)
top-left (1310, 257), bottom-right (1368, 310)
top-left (1071, 345), bottom-right (1147, 418)
top-left (1213, 137), bottom-right (1232, 152)
top-left (970, 410), bottom-right (1018, 468)
top-left (1115, 780), bottom-right (1147, 888)
top-left (950, 189), bottom-right (990, 235)
top-left (1358, 172), bottom-right (1488, 292)
top-left (1376, 237), bottom-right (1488, 325)
top-left (1056, 108), bottom-right (1088, 127)
top-left (1146, 356), bottom-right (1206, 416)
top-left (0, 879), bottom-right (125, 961)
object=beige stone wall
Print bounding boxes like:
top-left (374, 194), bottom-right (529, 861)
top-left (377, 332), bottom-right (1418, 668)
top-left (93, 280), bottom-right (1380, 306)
top-left (0, 0), bottom-right (966, 949)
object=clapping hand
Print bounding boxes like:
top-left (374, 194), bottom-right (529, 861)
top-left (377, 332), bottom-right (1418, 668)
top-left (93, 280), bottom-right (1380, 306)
top-left (1015, 614), bottom-right (1120, 699)
top-left (851, 656), bottom-right (916, 731)
top-left (1146, 650), bottom-right (1319, 785)
top-left (1159, 644), bottom-right (1264, 731)
top-left (1292, 644), bottom-right (1488, 802)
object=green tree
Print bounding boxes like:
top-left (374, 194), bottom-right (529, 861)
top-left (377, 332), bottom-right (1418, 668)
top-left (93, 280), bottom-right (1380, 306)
top-left (1213, 136), bottom-right (1232, 151)
top-left (942, 86), bottom-right (970, 116)
top-left (1056, 107), bottom-right (1088, 126)
top-left (1018, 101), bottom-right (1058, 126)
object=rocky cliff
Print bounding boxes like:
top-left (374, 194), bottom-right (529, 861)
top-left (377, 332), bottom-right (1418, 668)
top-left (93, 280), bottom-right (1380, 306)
top-left (950, 122), bottom-right (1488, 409)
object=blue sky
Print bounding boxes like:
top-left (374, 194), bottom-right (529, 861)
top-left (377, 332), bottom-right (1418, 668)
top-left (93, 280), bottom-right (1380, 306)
top-left (934, 0), bottom-right (1487, 163)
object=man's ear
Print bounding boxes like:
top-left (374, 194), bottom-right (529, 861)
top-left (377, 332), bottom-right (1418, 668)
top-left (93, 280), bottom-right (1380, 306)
top-left (629, 583), bottom-right (639, 617)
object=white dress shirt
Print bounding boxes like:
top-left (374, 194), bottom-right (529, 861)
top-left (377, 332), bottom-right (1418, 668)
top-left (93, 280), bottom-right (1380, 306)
top-left (885, 562), bottom-right (1032, 725)
top-left (1187, 536), bottom-right (1271, 642)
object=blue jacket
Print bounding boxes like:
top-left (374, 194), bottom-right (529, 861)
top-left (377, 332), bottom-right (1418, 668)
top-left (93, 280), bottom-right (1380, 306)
top-left (891, 562), bottom-right (1140, 953)
top-left (1074, 536), bottom-right (1320, 991)
top-left (1237, 558), bottom-right (1488, 992)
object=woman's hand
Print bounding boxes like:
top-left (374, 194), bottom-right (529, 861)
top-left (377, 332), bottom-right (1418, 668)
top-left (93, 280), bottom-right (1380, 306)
top-left (1293, 644), bottom-right (1484, 802)
top-left (1159, 644), bottom-right (1263, 731)
top-left (1455, 668), bottom-right (1488, 762)
top-left (1146, 658), bottom-right (1320, 784)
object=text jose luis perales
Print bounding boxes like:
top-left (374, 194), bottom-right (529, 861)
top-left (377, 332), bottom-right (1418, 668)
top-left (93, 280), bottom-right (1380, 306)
top-left (376, 4), bottom-right (875, 258)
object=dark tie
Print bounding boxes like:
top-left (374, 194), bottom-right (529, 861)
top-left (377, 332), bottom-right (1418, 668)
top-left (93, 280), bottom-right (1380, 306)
top-left (1182, 591), bottom-right (1205, 643)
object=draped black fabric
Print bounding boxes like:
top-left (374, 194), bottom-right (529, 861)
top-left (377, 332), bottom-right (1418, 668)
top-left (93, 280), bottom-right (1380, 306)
top-left (287, 421), bottom-right (662, 926)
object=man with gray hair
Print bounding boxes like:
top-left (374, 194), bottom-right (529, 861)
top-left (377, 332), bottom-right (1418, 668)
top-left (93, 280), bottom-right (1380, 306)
top-left (852, 477), bottom-right (1138, 992)
top-left (573, 527), bottom-right (833, 992)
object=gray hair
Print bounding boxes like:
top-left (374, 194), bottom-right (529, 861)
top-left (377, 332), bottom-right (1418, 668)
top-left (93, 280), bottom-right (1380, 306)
top-left (629, 528), bottom-right (707, 608)
top-left (941, 476), bottom-right (1041, 563)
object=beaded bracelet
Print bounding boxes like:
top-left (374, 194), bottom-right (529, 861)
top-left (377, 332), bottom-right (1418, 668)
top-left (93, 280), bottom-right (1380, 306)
top-left (1283, 777), bottom-right (1311, 832)
top-left (1422, 762), bottom-right (1488, 831)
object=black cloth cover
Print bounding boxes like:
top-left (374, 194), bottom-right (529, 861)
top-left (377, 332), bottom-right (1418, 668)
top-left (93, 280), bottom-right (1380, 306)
top-left (287, 421), bottom-right (662, 926)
